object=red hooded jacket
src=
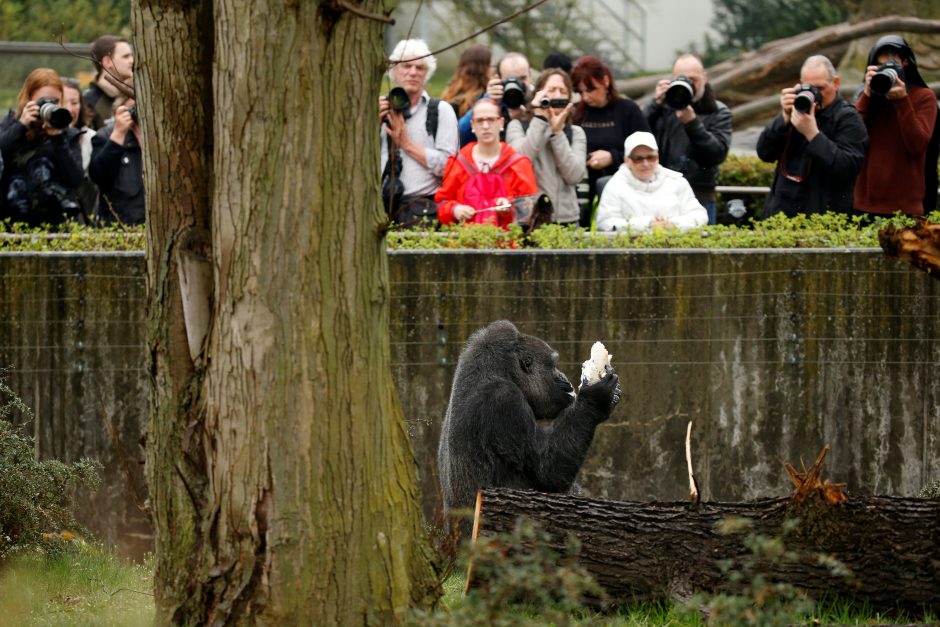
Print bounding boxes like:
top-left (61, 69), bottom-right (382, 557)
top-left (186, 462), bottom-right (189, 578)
top-left (435, 142), bottom-right (537, 227)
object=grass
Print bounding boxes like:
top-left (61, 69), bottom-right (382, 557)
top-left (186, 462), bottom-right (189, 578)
top-left (1, 546), bottom-right (934, 625)
top-left (0, 544), bottom-right (154, 627)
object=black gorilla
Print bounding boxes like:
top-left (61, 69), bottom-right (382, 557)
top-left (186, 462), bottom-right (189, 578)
top-left (437, 320), bottom-right (622, 519)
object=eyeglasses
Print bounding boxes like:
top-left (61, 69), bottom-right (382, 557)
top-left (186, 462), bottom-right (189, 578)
top-left (472, 116), bottom-right (501, 126)
top-left (629, 154), bottom-right (658, 163)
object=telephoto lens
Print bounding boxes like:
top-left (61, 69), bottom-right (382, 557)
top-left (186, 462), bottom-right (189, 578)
top-left (387, 87), bottom-right (411, 113)
top-left (664, 75), bottom-right (694, 109)
top-left (35, 96), bottom-right (72, 129)
top-left (793, 83), bottom-right (821, 114)
top-left (501, 76), bottom-right (526, 109)
top-left (870, 61), bottom-right (904, 97)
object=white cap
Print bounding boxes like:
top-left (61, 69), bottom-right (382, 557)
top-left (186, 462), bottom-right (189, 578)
top-left (624, 131), bottom-right (658, 157)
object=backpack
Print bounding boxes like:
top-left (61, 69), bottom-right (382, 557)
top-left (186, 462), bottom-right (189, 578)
top-left (455, 149), bottom-right (527, 228)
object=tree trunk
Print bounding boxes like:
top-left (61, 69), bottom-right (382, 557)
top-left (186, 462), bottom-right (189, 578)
top-left (136, 0), bottom-right (440, 623)
top-left (477, 488), bottom-right (940, 613)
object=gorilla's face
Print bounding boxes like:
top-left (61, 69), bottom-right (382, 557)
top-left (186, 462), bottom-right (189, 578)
top-left (515, 337), bottom-right (575, 421)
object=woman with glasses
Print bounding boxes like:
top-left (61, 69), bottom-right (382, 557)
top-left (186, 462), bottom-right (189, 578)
top-left (505, 69), bottom-right (586, 225)
top-left (570, 56), bottom-right (649, 227)
top-left (596, 131), bottom-right (706, 232)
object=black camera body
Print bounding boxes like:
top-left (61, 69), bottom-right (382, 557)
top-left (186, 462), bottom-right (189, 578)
top-left (501, 76), bottom-right (526, 109)
top-left (664, 75), bottom-right (695, 110)
top-left (870, 60), bottom-right (905, 97)
top-left (538, 97), bottom-right (570, 109)
top-left (35, 96), bottom-right (72, 130)
top-left (386, 87), bottom-right (411, 114)
top-left (793, 83), bottom-right (822, 114)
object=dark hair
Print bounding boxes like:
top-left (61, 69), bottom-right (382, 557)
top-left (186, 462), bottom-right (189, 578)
top-left (61, 77), bottom-right (88, 129)
top-left (90, 35), bottom-right (128, 77)
top-left (542, 51), bottom-right (572, 74)
top-left (570, 56), bottom-right (621, 121)
top-left (441, 44), bottom-right (492, 117)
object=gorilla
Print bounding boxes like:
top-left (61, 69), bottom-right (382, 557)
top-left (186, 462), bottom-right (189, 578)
top-left (437, 320), bottom-right (622, 520)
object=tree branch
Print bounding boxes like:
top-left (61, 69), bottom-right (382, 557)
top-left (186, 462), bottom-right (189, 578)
top-left (333, 0), bottom-right (395, 25)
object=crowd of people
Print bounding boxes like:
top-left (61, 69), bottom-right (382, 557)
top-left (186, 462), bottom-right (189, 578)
top-left (382, 35), bottom-right (940, 233)
top-left (1, 34), bottom-right (937, 232)
top-left (0, 35), bottom-right (142, 228)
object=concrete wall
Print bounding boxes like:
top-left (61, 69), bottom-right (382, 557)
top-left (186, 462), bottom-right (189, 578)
top-left (2, 250), bottom-right (938, 555)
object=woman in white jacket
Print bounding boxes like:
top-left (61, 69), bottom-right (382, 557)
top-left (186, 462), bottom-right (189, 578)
top-left (596, 131), bottom-right (707, 232)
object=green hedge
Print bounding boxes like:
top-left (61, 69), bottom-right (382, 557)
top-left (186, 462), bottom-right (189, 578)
top-left (1, 212), bottom-right (931, 252)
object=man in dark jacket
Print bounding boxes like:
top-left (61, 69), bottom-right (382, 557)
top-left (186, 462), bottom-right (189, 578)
top-left (84, 35), bottom-right (134, 131)
top-left (757, 55), bottom-right (868, 218)
top-left (644, 53), bottom-right (732, 224)
top-left (89, 98), bottom-right (143, 225)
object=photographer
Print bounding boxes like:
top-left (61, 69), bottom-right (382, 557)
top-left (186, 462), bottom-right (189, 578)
top-left (89, 96), bottom-right (144, 225)
top-left (506, 69), bottom-right (586, 225)
top-left (644, 54), bottom-right (731, 224)
top-left (456, 52), bottom-right (532, 146)
top-left (756, 55), bottom-right (867, 218)
top-left (854, 35), bottom-right (938, 218)
top-left (379, 39), bottom-right (458, 226)
top-left (0, 69), bottom-right (84, 227)
top-left (85, 35), bottom-right (134, 131)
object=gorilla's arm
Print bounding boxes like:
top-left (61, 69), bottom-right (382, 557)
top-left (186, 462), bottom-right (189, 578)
top-left (488, 373), bottom-right (621, 494)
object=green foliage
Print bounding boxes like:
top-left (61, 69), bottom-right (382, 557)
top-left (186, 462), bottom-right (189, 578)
top-left (0, 0), bottom-right (130, 43)
top-left (685, 517), bottom-right (852, 627)
top-left (700, 0), bottom-right (848, 65)
top-left (0, 544), bottom-right (153, 626)
top-left (0, 221), bottom-right (145, 251)
top-left (402, 519), bottom-right (604, 626)
top-left (0, 378), bottom-right (101, 559)
top-left (919, 478), bottom-right (940, 498)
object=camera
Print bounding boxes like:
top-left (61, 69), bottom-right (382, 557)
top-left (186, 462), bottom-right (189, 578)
top-left (538, 97), bottom-right (570, 109)
top-left (386, 87), bottom-right (410, 114)
top-left (664, 75), bottom-right (695, 109)
top-left (501, 76), bottom-right (526, 109)
top-left (793, 83), bottom-right (822, 114)
top-left (126, 106), bottom-right (139, 125)
top-left (35, 96), bottom-right (72, 130)
top-left (870, 60), bottom-right (905, 97)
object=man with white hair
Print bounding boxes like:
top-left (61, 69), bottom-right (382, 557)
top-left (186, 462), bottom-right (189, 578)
top-left (379, 39), bottom-right (458, 225)
top-left (595, 131), bottom-right (707, 231)
top-left (756, 55), bottom-right (868, 218)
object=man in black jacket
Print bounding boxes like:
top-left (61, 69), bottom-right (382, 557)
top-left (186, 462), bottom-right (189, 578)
top-left (84, 36), bottom-right (134, 131)
top-left (89, 98), bottom-right (143, 225)
top-left (644, 53), bottom-right (732, 224)
top-left (757, 55), bottom-right (868, 218)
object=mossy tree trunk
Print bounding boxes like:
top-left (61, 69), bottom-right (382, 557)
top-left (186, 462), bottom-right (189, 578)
top-left (135, 0), bottom-right (440, 623)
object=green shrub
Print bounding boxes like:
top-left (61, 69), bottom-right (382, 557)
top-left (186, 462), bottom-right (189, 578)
top-left (0, 379), bottom-right (101, 559)
top-left (718, 154), bottom-right (776, 188)
top-left (920, 478), bottom-right (940, 498)
top-left (402, 519), bottom-right (604, 626)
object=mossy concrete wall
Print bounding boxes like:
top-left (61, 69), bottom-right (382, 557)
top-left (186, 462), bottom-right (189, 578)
top-left (2, 250), bottom-right (938, 553)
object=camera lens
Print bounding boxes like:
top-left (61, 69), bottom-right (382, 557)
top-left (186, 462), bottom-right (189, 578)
top-left (502, 77), bottom-right (525, 109)
top-left (387, 87), bottom-right (410, 113)
top-left (539, 97), bottom-right (550, 108)
top-left (664, 75), bottom-right (694, 109)
top-left (793, 83), bottom-right (820, 114)
top-left (870, 62), bottom-right (902, 97)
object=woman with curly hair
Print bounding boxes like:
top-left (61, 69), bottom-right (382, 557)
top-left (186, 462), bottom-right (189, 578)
top-left (441, 44), bottom-right (493, 117)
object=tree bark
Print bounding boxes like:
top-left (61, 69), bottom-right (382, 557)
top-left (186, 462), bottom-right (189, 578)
top-left (477, 488), bottom-right (940, 613)
top-left (136, 0), bottom-right (440, 623)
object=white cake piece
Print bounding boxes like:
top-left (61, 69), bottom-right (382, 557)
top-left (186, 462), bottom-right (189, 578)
top-left (579, 341), bottom-right (612, 388)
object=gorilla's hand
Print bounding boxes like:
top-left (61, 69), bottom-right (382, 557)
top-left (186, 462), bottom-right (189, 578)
top-left (577, 365), bottom-right (621, 418)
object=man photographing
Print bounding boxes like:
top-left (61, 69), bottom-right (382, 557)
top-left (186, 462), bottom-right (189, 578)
top-left (854, 35), bottom-right (938, 218)
top-left (644, 53), bottom-right (732, 224)
top-left (756, 55), bottom-right (868, 218)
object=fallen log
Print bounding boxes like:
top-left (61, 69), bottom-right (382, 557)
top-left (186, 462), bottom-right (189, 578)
top-left (477, 488), bottom-right (940, 613)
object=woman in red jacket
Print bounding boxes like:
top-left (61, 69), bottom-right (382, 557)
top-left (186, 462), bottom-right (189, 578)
top-left (436, 98), bottom-right (537, 228)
